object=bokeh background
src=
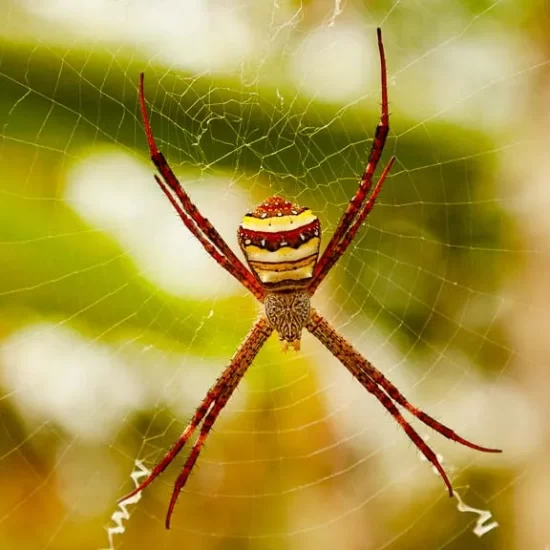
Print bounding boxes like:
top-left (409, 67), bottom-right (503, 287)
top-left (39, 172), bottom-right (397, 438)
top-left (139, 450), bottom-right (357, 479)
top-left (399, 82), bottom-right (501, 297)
top-left (1, 1), bottom-right (549, 548)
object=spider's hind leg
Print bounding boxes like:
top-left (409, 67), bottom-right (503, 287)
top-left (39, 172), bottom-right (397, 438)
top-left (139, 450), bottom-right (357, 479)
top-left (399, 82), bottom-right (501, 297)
top-left (306, 310), bottom-right (501, 494)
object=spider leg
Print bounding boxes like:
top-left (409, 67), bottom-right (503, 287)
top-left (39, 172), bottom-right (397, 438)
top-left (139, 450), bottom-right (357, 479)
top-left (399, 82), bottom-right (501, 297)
top-left (355, 352), bottom-right (501, 453)
top-left (165, 385), bottom-right (233, 529)
top-left (118, 316), bottom-right (273, 512)
top-left (358, 368), bottom-right (453, 495)
top-left (310, 156), bottom-right (395, 291)
top-left (118, 388), bottom-right (213, 504)
top-left (310, 28), bottom-right (390, 294)
top-left (154, 175), bottom-right (263, 298)
top-left (306, 310), bottom-right (501, 494)
top-left (138, 74), bottom-right (264, 301)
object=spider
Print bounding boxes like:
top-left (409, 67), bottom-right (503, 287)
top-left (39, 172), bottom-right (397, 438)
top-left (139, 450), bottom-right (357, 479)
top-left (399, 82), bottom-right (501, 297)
top-left (120, 28), bottom-right (501, 529)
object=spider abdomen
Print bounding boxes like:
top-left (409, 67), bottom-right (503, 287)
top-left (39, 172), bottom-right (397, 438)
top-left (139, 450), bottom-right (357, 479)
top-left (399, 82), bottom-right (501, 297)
top-left (238, 195), bottom-right (320, 290)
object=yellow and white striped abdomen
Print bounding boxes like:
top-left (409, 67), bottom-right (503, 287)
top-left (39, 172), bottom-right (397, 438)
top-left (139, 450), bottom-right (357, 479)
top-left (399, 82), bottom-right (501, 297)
top-left (238, 196), bottom-right (321, 291)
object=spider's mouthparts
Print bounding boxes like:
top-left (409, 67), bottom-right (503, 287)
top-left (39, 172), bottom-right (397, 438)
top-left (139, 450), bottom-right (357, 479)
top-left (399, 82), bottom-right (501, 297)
top-left (281, 339), bottom-right (301, 352)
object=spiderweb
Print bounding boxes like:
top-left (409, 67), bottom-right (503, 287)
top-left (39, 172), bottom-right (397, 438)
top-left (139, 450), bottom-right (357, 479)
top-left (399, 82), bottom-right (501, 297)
top-left (0, 1), bottom-right (548, 549)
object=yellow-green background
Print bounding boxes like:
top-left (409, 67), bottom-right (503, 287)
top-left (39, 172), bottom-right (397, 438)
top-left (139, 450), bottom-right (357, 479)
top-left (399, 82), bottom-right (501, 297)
top-left (0, 1), bottom-right (548, 549)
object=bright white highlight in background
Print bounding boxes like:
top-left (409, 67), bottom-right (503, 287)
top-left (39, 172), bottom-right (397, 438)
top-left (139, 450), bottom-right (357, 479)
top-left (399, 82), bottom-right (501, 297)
top-left (23, 0), bottom-right (254, 72)
top-left (0, 323), bottom-right (242, 442)
top-left (65, 151), bottom-right (249, 298)
top-left (0, 323), bottom-right (142, 442)
top-left (290, 24), bottom-right (373, 102)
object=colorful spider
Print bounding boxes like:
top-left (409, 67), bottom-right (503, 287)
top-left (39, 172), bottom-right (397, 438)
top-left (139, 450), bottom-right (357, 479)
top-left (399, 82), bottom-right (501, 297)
top-left (120, 28), bottom-right (501, 529)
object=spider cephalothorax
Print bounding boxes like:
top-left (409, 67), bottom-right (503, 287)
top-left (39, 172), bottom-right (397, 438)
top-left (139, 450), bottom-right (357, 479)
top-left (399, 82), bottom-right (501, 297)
top-left (263, 290), bottom-right (310, 350)
top-left (120, 28), bottom-right (501, 530)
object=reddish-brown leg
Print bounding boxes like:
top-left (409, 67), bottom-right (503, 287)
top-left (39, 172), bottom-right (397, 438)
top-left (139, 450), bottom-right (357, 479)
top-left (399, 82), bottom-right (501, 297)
top-left (347, 338), bottom-right (502, 454)
top-left (311, 27), bottom-right (390, 292)
top-left (165, 384), bottom-right (235, 528)
top-left (310, 156), bottom-right (395, 293)
top-left (306, 310), bottom-right (501, 494)
top-left (118, 316), bottom-right (273, 521)
top-left (139, 74), bottom-right (264, 301)
top-left (154, 176), bottom-right (262, 298)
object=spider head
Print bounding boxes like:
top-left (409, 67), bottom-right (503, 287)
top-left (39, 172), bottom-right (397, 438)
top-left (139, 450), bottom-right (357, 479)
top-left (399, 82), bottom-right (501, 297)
top-left (237, 195), bottom-right (321, 291)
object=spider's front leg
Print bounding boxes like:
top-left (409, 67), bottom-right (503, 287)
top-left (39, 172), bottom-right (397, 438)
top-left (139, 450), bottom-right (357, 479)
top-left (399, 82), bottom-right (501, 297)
top-left (306, 309), bottom-right (501, 495)
top-left (138, 73), bottom-right (265, 301)
top-left (309, 28), bottom-right (393, 295)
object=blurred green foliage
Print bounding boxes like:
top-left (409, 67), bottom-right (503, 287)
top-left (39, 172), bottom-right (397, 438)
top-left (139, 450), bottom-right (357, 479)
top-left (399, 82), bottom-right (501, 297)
top-left (0, 37), bottom-right (512, 361)
top-left (0, 15), bottom-right (519, 549)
